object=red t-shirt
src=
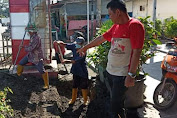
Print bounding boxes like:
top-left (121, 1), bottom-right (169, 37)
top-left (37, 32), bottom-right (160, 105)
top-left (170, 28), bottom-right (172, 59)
top-left (103, 18), bottom-right (144, 49)
top-left (102, 18), bottom-right (145, 76)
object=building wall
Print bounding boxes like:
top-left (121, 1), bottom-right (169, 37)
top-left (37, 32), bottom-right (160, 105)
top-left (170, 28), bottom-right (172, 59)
top-left (58, 0), bottom-right (177, 21)
top-left (126, 1), bottom-right (133, 13)
top-left (66, 2), bottom-right (96, 16)
top-left (156, 0), bottom-right (177, 20)
top-left (126, 0), bottom-right (177, 21)
top-left (127, 0), bottom-right (152, 19)
top-left (101, 0), bottom-right (109, 15)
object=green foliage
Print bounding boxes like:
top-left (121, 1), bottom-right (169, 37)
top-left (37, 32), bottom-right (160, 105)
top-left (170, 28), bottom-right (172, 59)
top-left (0, 0), bottom-right (9, 17)
top-left (155, 19), bottom-right (163, 36)
top-left (87, 20), bottom-right (112, 70)
top-left (164, 17), bottom-right (177, 38)
top-left (96, 20), bottom-right (113, 37)
top-left (0, 15), bottom-right (6, 18)
top-left (0, 87), bottom-right (13, 118)
top-left (138, 16), bottom-right (161, 75)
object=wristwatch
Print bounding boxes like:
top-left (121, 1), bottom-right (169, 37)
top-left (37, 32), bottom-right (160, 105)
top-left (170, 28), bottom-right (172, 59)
top-left (128, 72), bottom-right (136, 78)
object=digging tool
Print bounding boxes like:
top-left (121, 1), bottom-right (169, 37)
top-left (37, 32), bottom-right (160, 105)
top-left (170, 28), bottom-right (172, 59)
top-left (9, 30), bottom-right (27, 74)
top-left (57, 44), bottom-right (68, 74)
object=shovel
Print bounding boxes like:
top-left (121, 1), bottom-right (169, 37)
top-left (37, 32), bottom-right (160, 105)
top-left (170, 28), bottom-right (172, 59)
top-left (57, 44), bottom-right (68, 74)
top-left (9, 31), bottom-right (27, 74)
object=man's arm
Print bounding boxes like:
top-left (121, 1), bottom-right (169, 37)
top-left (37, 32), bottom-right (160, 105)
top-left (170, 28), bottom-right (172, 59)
top-left (25, 37), bottom-right (40, 52)
top-left (128, 48), bottom-right (142, 74)
top-left (77, 35), bottom-right (107, 55)
top-left (125, 48), bottom-right (142, 87)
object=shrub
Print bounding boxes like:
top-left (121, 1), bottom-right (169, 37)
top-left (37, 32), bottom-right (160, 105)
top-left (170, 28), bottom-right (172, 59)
top-left (155, 19), bottom-right (163, 36)
top-left (87, 20), bottom-right (112, 70)
top-left (164, 17), bottom-right (177, 38)
top-left (138, 16), bottom-right (161, 75)
top-left (0, 87), bottom-right (13, 118)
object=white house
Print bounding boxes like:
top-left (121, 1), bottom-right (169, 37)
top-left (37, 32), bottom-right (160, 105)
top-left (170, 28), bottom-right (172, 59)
top-left (126, 0), bottom-right (177, 21)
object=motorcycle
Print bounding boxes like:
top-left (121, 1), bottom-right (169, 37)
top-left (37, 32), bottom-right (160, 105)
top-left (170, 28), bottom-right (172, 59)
top-left (153, 38), bottom-right (177, 110)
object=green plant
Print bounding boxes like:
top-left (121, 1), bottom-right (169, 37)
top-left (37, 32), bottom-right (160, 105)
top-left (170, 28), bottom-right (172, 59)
top-left (155, 19), bottom-right (163, 36)
top-left (138, 16), bottom-right (161, 75)
top-left (164, 17), bottom-right (177, 38)
top-left (87, 20), bottom-right (112, 70)
top-left (0, 87), bottom-right (13, 118)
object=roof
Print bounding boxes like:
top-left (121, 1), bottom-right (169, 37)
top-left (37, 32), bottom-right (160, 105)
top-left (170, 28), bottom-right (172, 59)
top-left (68, 20), bottom-right (96, 30)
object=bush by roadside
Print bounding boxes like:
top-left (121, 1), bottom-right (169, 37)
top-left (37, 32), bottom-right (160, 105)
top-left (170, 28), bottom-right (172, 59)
top-left (0, 87), bottom-right (13, 118)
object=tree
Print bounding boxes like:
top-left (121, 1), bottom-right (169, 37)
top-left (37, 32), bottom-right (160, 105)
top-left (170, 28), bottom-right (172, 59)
top-left (0, 0), bottom-right (9, 18)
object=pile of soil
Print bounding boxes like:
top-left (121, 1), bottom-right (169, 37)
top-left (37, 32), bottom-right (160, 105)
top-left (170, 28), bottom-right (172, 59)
top-left (0, 67), bottom-right (111, 118)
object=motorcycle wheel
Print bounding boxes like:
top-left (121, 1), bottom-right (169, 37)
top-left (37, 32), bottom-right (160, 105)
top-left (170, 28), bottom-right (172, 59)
top-left (153, 79), bottom-right (177, 110)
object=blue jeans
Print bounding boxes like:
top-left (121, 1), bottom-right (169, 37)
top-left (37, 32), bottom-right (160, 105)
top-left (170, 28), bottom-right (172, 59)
top-left (106, 71), bottom-right (127, 118)
top-left (19, 56), bottom-right (45, 74)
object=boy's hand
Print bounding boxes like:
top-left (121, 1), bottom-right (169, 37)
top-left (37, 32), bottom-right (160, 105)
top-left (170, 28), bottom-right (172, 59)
top-left (61, 59), bottom-right (65, 64)
top-left (61, 59), bottom-right (66, 64)
top-left (71, 60), bottom-right (75, 64)
top-left (58, 41), bottom-right (64, 44)
top-left (61, 59), bottom-right (75, 64)
top-left (57, 41), bottom-right (65, 47)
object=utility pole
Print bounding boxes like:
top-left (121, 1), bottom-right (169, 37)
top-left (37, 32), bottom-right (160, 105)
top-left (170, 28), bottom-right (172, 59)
top-left (152, 0), bottom-right (157, 27)
top-left (146, 0), bottom-right (148, 17)
top-left (96, 0), bottom-right (101, 28)
top-left (64, 3), bottom-right (68, 39)
top-left (87, 0), bottom-right (90, 44)
top-left (91, 0), bottom-right (94, 41)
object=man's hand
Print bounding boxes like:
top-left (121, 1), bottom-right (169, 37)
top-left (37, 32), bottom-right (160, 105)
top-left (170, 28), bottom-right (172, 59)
top-left (125, 76), bottom-right (135, 87)
top-left (77, 46), bottom-right (87, 57)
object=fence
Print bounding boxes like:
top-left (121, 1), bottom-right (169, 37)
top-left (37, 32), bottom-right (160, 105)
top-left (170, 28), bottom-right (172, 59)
top-left (0, 31), bottom-right (12, 69)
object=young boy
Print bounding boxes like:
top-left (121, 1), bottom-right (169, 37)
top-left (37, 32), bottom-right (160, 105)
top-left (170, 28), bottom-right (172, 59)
top-left (57, 37), bottom-right (89, 105)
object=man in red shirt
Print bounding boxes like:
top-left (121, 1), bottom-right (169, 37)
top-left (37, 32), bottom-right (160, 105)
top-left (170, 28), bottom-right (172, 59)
top-left (77, 0), bottom-right (145, 118)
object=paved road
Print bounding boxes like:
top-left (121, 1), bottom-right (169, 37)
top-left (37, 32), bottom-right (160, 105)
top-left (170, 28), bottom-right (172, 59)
top-left (143, 51), bottom-right (166, 81)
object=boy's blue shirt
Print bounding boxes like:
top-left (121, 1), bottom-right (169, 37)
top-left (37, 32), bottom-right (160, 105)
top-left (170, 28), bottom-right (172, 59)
top-left (66, 43), bottom-right (88, 78)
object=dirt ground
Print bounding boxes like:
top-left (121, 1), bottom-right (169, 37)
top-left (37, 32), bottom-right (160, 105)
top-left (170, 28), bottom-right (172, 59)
top-left (1, 38), bottom-right (174, 118)
top-left (2, 63), bottom-right (175, 118)
top-left (0, 63), bottom-right (115, 118)
top-left (0, 64), bottom-right (159, 118)
top-left (0, 39), bottom-right (173, 118)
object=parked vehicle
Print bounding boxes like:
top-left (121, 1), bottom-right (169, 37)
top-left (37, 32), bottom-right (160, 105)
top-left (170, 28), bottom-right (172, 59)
top-left (153, 38), bottom-right (177, 110)
top-left (1, 17), bottom-right (10, 26)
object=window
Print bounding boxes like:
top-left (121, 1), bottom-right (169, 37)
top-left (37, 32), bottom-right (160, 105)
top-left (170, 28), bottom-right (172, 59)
top-left (140, 6), bottom-right (145, 11)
